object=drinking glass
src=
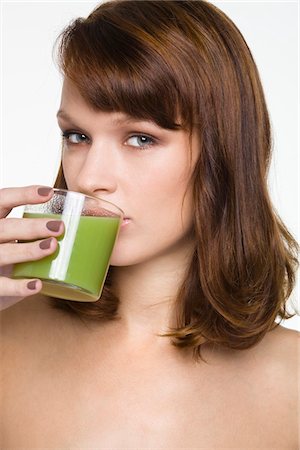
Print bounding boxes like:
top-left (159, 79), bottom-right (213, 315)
top-left (12, 189), bottom-right (124, 301)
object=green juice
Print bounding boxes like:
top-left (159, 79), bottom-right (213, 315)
top-left (12, 212), bottom-right (121, 302)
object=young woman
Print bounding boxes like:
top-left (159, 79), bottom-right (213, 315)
top-left (0, 1), bottom-right (298, 447)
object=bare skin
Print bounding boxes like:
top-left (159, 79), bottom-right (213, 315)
top-left (0, 116), bottom-right (298, 447)
top-left (1, 293), bottom-right (298, 449)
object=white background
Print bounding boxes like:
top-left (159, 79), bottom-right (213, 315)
top-left (1, 1), bottom-right (299, 331)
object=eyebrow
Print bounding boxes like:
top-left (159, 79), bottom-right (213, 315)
top-left (56, 109), bottom-right (157, 127)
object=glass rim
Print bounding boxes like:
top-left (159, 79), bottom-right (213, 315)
top-left (51, 188), bottom-right (125, 217)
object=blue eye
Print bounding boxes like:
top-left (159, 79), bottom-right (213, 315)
top-left (62, 131), bottom-right (89, 145)
top-left (126, 134), bottom-right (156, 149)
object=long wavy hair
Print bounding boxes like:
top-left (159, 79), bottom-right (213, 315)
top-left (51, 0), bottom-right (298, 361)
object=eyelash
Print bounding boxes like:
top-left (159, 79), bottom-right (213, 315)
top-left (62, 131), bottom-right (87, 144)
top-left (61, 131), bottom-right (157, 150)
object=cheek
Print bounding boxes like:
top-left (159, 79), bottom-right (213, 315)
top-left (61, 152), bottom-right (82, 188)
top-left (61, 152), bottom-right (70, 185)
top-left (111, 182), bottom-right (194, 267)
top-left (134, 156), bottom-right (193, 213)
top-left (129, 157), bottom-right (194, 244)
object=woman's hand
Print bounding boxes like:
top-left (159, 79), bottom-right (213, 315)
top-left (0, 186), bottom-right (64, 311)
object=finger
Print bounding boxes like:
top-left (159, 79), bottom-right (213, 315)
top-left (0, 263), bottom-right (13, 277)
top-left (0, 237), bottom-right (58, 266)
top-left (0, 277), bottom-right (42, 311)
top-left (0, 218), bottom-right (64, 243)
top-left (0, 185), bottom-right (53, 217)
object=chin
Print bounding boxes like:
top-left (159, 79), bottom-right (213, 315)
top-left (109, 233), bottom-right (194, 268)
top-left (109, 248), bottom-right (148, 267)
top-left (108, 236), bottom-right (158, 266)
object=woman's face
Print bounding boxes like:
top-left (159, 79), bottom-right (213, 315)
top-left (57, 79), bottom-right (199, 266)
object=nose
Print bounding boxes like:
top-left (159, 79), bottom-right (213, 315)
top-left (74, 143), bottom-right (118, 197)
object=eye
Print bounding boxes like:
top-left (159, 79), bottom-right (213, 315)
top-left (125, 134), bottom-right (156, 150)
top-left (62, 131), bottom-right (90, 145)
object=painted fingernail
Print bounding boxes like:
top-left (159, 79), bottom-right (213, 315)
top-left (37, 187), bottom-right (53, 196)
top-left (46, 220), bottom-right (62, 232)
top-left (27, 280), bottom-right (38, 290)
top-left (39, 238), bottom-right (53, 249)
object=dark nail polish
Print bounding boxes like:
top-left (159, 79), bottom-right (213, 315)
top-left (39, 238), bottom-right (52, 250)
top-left (37, 187), bottom-right (53, 196)
top-left (27, 280), bottom-right (38, 290)
top-left (46, 220), bottom-right (62, 232)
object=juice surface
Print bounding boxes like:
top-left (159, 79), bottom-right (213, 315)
top-left (12, 212), bottom-right (121, 301)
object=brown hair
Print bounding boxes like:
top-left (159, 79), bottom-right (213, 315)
top-left (52, 0), bottom-right (298, 360)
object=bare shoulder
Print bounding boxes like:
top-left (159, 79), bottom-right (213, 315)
top-left (259, 323), bottom-right (299, 364)
top-left (268, 322), bottom-right (299, 343)
top-left (1, 294), bottom-right (47, 337)
top-left (254, 325), bottom-right (298, 434)
top-left (223, 324), bottom-right (299, 448)
top-left (265, 324), bottom-right (299, 389)
top-left (239, 323), bottom-right (299, 380)
top-left (0, 294), bottom-right (78, 349)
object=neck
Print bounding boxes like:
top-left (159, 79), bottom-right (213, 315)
top-left (111, 243), bottom-right (194, 342)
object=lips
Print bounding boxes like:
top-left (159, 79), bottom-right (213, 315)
top-left (121, 217), bottom-right (131, 227)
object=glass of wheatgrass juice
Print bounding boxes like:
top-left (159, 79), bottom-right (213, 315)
top-left (12, 189), bottom-right (124, 302)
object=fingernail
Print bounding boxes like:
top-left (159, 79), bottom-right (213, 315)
top-left (27, 280), bottom-right (38, 290)
top-left (46, 220), bottom-right (62, 232)
top-left (37, 187), bottom-right (53, 196)
top-left (39, 238), bottom-right (53, 249)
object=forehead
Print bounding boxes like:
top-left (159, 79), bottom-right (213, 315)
top-left (58, 78), bottom-right (160, 127)
top-left (59, 78), bottom-right (90, 109)
top-left (59, 78), bottom-right (187, 136)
